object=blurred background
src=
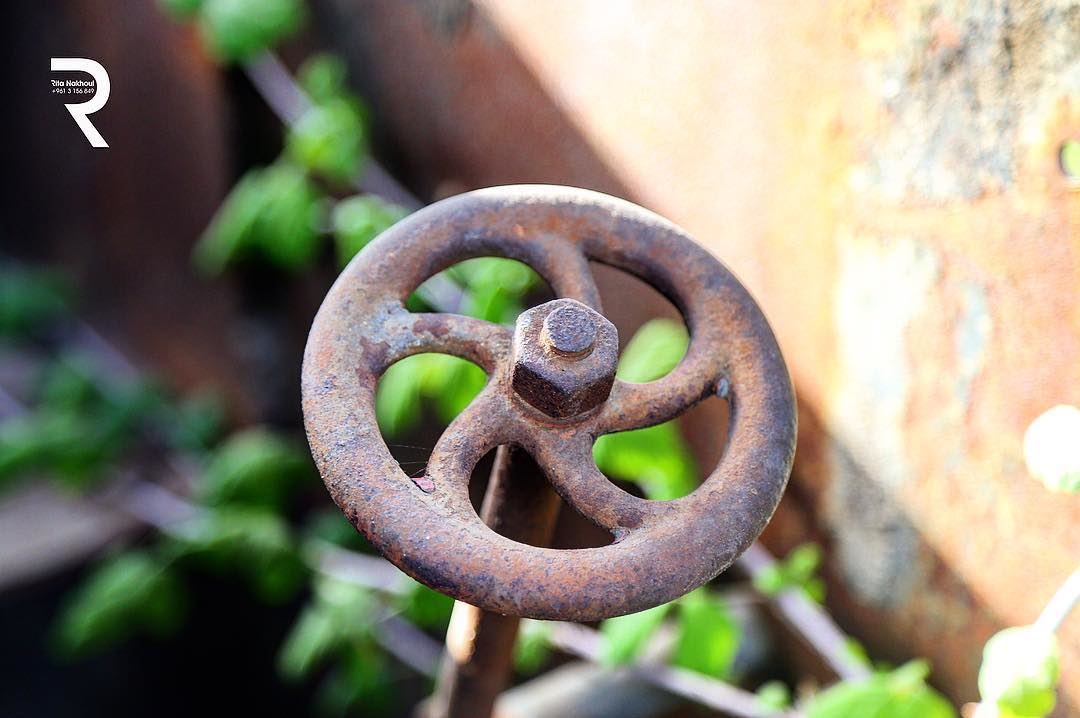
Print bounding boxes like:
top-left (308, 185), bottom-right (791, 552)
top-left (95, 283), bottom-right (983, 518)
top-left (2, 1), bottom-right (1078, 716)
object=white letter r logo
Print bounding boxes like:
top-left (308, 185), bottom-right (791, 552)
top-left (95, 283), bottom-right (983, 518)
top-left (51, 58), bottom-right (110, 148)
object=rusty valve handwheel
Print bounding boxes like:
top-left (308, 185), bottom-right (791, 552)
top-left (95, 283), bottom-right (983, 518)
top-left (302, 186), bottom-right (796, 621)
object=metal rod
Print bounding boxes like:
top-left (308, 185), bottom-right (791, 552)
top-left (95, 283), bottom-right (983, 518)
top-left (428, 445), bottom-right (562, 718)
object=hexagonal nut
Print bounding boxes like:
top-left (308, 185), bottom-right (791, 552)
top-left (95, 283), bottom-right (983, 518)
top-left (511, 299), bottom-right (618, 419)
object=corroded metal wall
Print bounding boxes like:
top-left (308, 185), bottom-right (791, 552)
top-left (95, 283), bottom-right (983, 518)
top-left (321, 0), bottom-right (1080, 708)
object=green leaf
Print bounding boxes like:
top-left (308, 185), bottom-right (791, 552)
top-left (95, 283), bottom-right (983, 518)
top-left (375, 354), bottom-right (487, 438)
top-left (158, 0), bottom-right (203, 19)
top-left (161, 392), bottom-right (225, 451)
top-left (599, 602), bottom-right (671, 665)
top-left (396, 579), bottom-right (454, 631)
top-left (593, 421), bottom-right (697, 500)
top-left (179, 505), bottom-right (305, 601)
top-left (514, 619), bottom-right (552, 675)
top-left (978, 626), bottom-right (1059, 717)
top-left (808, 661), bottom-right (957, 718)
top-left (303, 510), bottom-right (368, 551)
top-left (279, 603), bottom-right (338, 680)
top-left (197, 427), bottom-right (311, 509)
top-left (297, 54), bottom-right (350, 104)
top-left (756, 681), bottom-right (792, 710)
top-left (316, 647), bottom-right (392, 717)
top-left (286, 97), bottom-right (368, 184)
top-left (278, 576), bottom-right (380, 682)
top-left (752, 542), bottom-right (826, 603)
top-left (444, 257), bottom-right (539, 323)
top-left (1061, 140), bottom-right (1080, 181)
top-left (671, 589), bottom-right (740, 678)
top-left (54, 551), bottom-right (185, 657)
top-left (375, 357), bottom-right (425, 438)
top-left (331, 195), bottom-right (407, 267)
top-left (194, 162), bottom-right (324, 274)
top-left (615, 319), bottom-right (688, 383)
top-left (1023, 405), bottom-right (1080, 494)
top-left (0, 267), bottom-right (69, 339)
top-left (198, 0), bottom-right (304, 64)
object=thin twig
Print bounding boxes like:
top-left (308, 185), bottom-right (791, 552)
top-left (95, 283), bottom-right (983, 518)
top-left (242, 52), bottom-right (422, 211)
top-left (737, 543), bottom-right (871, 681)
top-left (546, 622), bottom-right (802, 718)
top-left (1034, 563), bottom-right (1080, 635)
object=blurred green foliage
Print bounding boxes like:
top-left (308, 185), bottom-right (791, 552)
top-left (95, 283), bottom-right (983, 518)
top-left (599, 602), bottom-right (671, 666)
top-left (0, 267), bottom-right (69, 340)
top-left (194, 161), bottom-right (324, 274)
top-left (55, 551), bottom-right (186, 658)
top-left (375, 258), bottom-right (539, 438)
top-left (0, 355), bottom-right (166, 489)
top-left (287, 98), bottom-right (368, 184)
top-left (1023, 405), bottom-right (1080, 495)
top-left (331, 195), bottom-right (409, 268)
top-left (978, 626), bottom-right (1060, 718)
top-left (752, 542), bottom-right (827, 604)
top-left (807, 661), bottom-right (956, 718)
top-left (197, 0), bottom-right (305, 64)
top-left (593, 319), bottom-right (696, 501)
top-left (513, 619), bottom-right (552, 675)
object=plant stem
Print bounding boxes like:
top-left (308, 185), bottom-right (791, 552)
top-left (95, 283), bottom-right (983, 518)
top-left (1034, 563), bottom-right (1080, 635)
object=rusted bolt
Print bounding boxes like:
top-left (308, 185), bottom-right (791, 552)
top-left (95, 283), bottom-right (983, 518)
top-left (543, 303), bottom-right (597, 358)
top-left (511, 298), bottom-right (618, 418)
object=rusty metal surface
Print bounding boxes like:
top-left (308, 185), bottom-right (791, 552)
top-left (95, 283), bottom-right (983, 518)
top-left (428, 445), bottom-right (561, 718)
top-left (302, 185), bottom-right (796, 621)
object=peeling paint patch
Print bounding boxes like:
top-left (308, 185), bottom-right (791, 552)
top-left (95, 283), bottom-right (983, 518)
top-left (864, 0), bottom-right (1080, 201)
top-left (827, 235), bottom-right (938, 606)
top-left (954, 280), bottom-right (992, 409)
top-left (832, 235), bottom-right (939, 490)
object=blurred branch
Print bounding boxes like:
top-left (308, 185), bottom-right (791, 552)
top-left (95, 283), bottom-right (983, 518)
top-left (546, 622), bottom-right (801, 718)
top-left (737, 543), bottom-right (871, 681)
top-left (1034, 562), bottom-right (1080, 635)
top-left (243, 52), bottom-right (422, 211)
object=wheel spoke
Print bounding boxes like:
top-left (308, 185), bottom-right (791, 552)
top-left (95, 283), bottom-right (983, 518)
top-left (382, 311), bottom-right (512, 373)
top-left (594, 343), bottom-right (724, 434)
top-left (529, 236), bottom-right (603, 311)
top-left (424, 386), bottom-right (516, 497)
top-left (522, 430), bottom-right (669, 535)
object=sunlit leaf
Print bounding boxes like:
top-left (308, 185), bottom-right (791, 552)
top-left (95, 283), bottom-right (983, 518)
top-left (599, 602), bottom-right (671, 665)
top-left (197, 427), bottom-right (312, 509)
top-left (297, 53), bottom-right (349, 104)
top-left (671, 589), bottom-right (740, 678)
top-left (1023, 405), bottom-right (1080, 494)
top-left (331, 195), bottom-right (407, 267)
top-left (756, 681), bottom-right (792, 710)
top-left (194, 162), bottom-right (324, 274)
top-left (615, 319), bottom-right (688, 383)
top-left (752, 542), bottom-right (826, 603)
top-left (593, 422), bottom-right (697, 500)
top-left (978, 626), bottom-right (1059, 718)
top-left (286, 98), bottom-right (368, 184)
top-left (178, 506), bottom-right (305, 601)
top-left (808, 661), bottom-right (956, 718)
top-left (514, 619), bottom-right (552, 675)
top-left (198, 0), bottom-right (304, 64)
top-left (396, 578), bottom-right (454, 631)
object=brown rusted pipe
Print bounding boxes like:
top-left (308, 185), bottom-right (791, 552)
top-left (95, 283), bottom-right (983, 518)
top-left (427, 445), bottom-right (562, 718)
